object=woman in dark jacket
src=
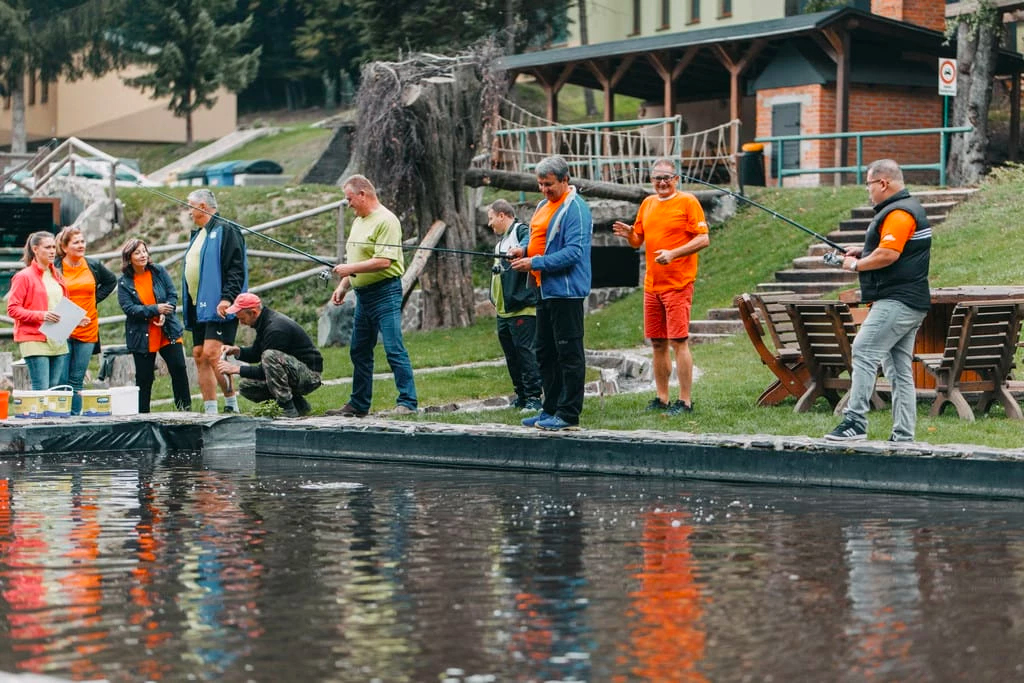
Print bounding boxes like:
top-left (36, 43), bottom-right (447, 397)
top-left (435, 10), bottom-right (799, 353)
top-left (116, 238), bottom-right (192, 412)
top-left (55, 227), bottom-right (118, 415)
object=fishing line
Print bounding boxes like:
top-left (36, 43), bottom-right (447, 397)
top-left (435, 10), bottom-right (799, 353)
top-left (133, 183), bottom-right (338, 270)
top-left (677, 172), bottom-right (849, 260)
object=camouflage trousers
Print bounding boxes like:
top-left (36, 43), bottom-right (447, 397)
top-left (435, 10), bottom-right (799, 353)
top-left (238, 349), bottom-right (322, 404)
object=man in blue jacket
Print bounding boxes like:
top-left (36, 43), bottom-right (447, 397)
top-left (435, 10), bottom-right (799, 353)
top-left (509, 155), bottom-right (593, 431)
top-left (182, 189), bottom-right (249, 416)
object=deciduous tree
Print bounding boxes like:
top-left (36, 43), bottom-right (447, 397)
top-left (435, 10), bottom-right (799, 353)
top-left (946, 2), bottom-right (1002, 186)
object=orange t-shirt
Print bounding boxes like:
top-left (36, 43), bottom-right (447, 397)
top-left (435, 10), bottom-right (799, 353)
top-left (633, 192), bottom-right (709, 293)
top-left (62, 260), bottom-right (99, 343)
top-left (135, 270), bottom-right (170, 353)
top-left (876, 209), bottom-right (916, 253)
top-left (526, 194), bottom-right (566, 286)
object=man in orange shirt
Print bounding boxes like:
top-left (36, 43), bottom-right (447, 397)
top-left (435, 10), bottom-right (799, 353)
top-left (826, 159), bottom-right (931, 442)
top-left (613, 158), bottom-right (709, 416)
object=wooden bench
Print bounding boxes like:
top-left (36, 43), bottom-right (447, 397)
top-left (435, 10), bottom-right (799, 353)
top-left (784, 299), bottom-right (886, 414)
top-left (915, 300), bottom-right (1024, 421)
top-left (734, 292), bottom-right (810, 406)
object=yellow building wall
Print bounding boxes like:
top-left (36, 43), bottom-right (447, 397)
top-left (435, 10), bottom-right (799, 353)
top-left (1, 65), bottom-right (236, 146)
top-left (577, 0), bottom-right (790, 45)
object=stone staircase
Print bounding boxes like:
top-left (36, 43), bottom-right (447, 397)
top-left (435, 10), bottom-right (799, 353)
top-left (690, 188), bottom-right (978, 343)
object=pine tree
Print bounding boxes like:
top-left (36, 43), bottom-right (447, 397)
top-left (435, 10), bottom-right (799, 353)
top-left (121, 0), bottom-right (261, 143)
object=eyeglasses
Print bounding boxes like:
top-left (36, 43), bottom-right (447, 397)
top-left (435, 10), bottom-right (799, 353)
top-left (866, 178), bottom-right (884, 186)
top-left (651, 174), bottom-right (677, 182)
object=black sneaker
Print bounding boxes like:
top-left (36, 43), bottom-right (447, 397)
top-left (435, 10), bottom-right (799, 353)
top-left (666, 399), bottom-right (693, 416)
top-left (888, 434), bottom-right (913, 443)
top-left (522, 397), bottom-right (543, 412)
top-left (825, 419), bottom-right (866, 441)
top-left (277, 399), bottom-right (299, 418)
top-left (293, 394), bottom-right (311, 416)
top-left (645, 397), bottom-right (669, 411)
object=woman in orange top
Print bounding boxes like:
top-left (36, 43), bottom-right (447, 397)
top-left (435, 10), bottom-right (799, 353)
top-left (116, 238), bottom-right (192, 412)
top-left (55, 227), bottom-right (117, 415)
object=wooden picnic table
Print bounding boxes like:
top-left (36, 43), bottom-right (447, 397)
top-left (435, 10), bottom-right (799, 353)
top-left (839, 286), bottom-right (1024, 389)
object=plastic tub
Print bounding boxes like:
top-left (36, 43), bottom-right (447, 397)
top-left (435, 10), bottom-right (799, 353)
top-left (110, 386), bottom-right (139, 416)
top-left (80, 389), bottom-right (112, 417)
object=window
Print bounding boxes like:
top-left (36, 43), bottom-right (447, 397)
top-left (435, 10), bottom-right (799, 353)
top-left (720, 0), bottom-right (732, 17)
top-left (689, 0), bottom-right (701, 24)
top-left (632, 0), bottom-right (641, 35)
top-left (661, 0), bottom-right (671, 28)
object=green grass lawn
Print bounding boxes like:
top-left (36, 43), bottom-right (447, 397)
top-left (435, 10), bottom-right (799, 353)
top-left (20, 151), bottom-right (1024, 450)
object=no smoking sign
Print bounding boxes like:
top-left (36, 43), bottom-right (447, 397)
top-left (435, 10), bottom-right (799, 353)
top-left (939, 58), bottom-right (958, 96)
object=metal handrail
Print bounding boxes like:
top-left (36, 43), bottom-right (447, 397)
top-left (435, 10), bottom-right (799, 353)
top-left (755, 125), bottom-right (973, 186)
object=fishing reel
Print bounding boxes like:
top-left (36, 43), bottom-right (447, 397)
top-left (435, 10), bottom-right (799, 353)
top-left (318, 268), bottom-right (333, 283)
top-left (822, 250), bottom-right (846, 267)
top-left (491, 264), bottom-right (502, 275)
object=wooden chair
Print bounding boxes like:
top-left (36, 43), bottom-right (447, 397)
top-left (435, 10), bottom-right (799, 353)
top-left (915, 300), bottom-right (1024, 421)
top-left (734, 292), bottom-right (810, 406)
top-left (784, 300), bottom-right (886, 414)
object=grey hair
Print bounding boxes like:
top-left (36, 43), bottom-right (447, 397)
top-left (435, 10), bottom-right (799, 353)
top-left (867, 159), bottom-right (904, 185)
top-left (489, 198), bottom-right (516, 217)
top-left (187, 188), bottom-right (218, 210)
top-left (535, 156), bottom-right (570, 181)
top-left (651, 157), bottom-right (678, 175)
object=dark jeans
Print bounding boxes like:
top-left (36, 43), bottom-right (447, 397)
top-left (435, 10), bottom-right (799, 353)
top-left (349, 277), bottom-right (417, 412)
top-left (133, 342), bottom-right (192, 412)
top-left (535, 298), bottom-right (585, 425)
top-left (497, 314), bottom-right (541, 400)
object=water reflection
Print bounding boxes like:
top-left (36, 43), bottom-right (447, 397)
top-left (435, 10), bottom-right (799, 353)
top-left (0, 455), bottom-right (1022, 681)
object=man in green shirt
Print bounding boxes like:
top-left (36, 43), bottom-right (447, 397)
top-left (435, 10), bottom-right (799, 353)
top-left (326, 175), bottom-right (417, 417)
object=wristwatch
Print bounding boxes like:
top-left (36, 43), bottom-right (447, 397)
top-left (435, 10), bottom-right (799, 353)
top-left (848, 259), bottom-right (858, 272)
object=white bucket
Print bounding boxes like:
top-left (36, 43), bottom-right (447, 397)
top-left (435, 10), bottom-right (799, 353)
top-left (80, 389), bottom-right (112, 417)
top-left (109, 386), bottom-right (139, 416)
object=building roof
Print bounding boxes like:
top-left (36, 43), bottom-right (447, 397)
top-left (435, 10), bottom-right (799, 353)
top-left (498, 7), bottom-right (1024, 103)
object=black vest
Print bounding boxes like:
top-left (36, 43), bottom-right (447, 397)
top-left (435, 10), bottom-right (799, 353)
top-left (859, 189), bottom-right (932, 311)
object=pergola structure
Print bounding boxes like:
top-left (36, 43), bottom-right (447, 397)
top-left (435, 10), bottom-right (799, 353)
top-left (497, 7), bottom-right (1024, 164)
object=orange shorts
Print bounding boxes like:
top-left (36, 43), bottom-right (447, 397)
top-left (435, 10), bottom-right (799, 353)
top-left (644, 283), bottom-right (694, 340)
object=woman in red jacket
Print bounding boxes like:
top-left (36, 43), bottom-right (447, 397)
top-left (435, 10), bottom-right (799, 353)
top-left (7, 231), bottom-right (72, 390)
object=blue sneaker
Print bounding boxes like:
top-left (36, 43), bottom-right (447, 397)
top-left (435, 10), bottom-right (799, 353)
top-left (521, 411), bottom-right (553, 427)
top-left (536, 415), bottom-right (580, 431)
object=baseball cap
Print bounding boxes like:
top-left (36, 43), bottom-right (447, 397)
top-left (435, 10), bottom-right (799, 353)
top-left (226, 292), bottom-right (261, 315)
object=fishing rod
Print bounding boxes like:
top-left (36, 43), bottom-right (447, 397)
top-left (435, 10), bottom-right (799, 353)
top-left (136, 184), bottom-right (512, 274)
top-left (134, 183), bottom-right (339, 271)
top-left (678, 172), bottom-right (849, 263)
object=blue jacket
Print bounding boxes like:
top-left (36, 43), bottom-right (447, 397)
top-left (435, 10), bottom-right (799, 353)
top-left (182, 215), bottom-right (249, 328)
top-left (528, 186), bottom-right (593, 300)
top-left (117, 264), bottom-right (185, 353)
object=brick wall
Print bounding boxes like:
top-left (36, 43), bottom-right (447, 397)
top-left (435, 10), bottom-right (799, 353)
top-left (872, 0), bottom-right (946, 32)
top-left (756, 84), bottom-right (943, 186)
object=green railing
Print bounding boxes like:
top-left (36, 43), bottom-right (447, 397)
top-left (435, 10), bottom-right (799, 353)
top-left (755, 126), bottom-right (972, 186)
top-left (492, 115), bottom-right (686, 181)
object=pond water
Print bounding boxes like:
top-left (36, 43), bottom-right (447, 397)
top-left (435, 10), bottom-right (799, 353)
top-left (1, 452), bottom-right (1023, 682)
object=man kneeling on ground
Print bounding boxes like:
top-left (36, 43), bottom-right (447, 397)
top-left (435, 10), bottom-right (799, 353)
top-left (216, 293), bottom-right (323, 417)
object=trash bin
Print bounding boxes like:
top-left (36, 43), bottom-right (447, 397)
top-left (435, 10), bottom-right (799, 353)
top-left (175, 166), bottom-right (209, 187)
top-left (739, 142), bottom-right (766, 187)
top-left (205, 161), bottom-right (241, 187)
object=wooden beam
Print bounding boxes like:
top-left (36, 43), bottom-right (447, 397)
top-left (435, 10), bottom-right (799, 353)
top-left (1012, 71), bottom-right (1021, 162)
top-left (822, 28), bottom-right (850, 183)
